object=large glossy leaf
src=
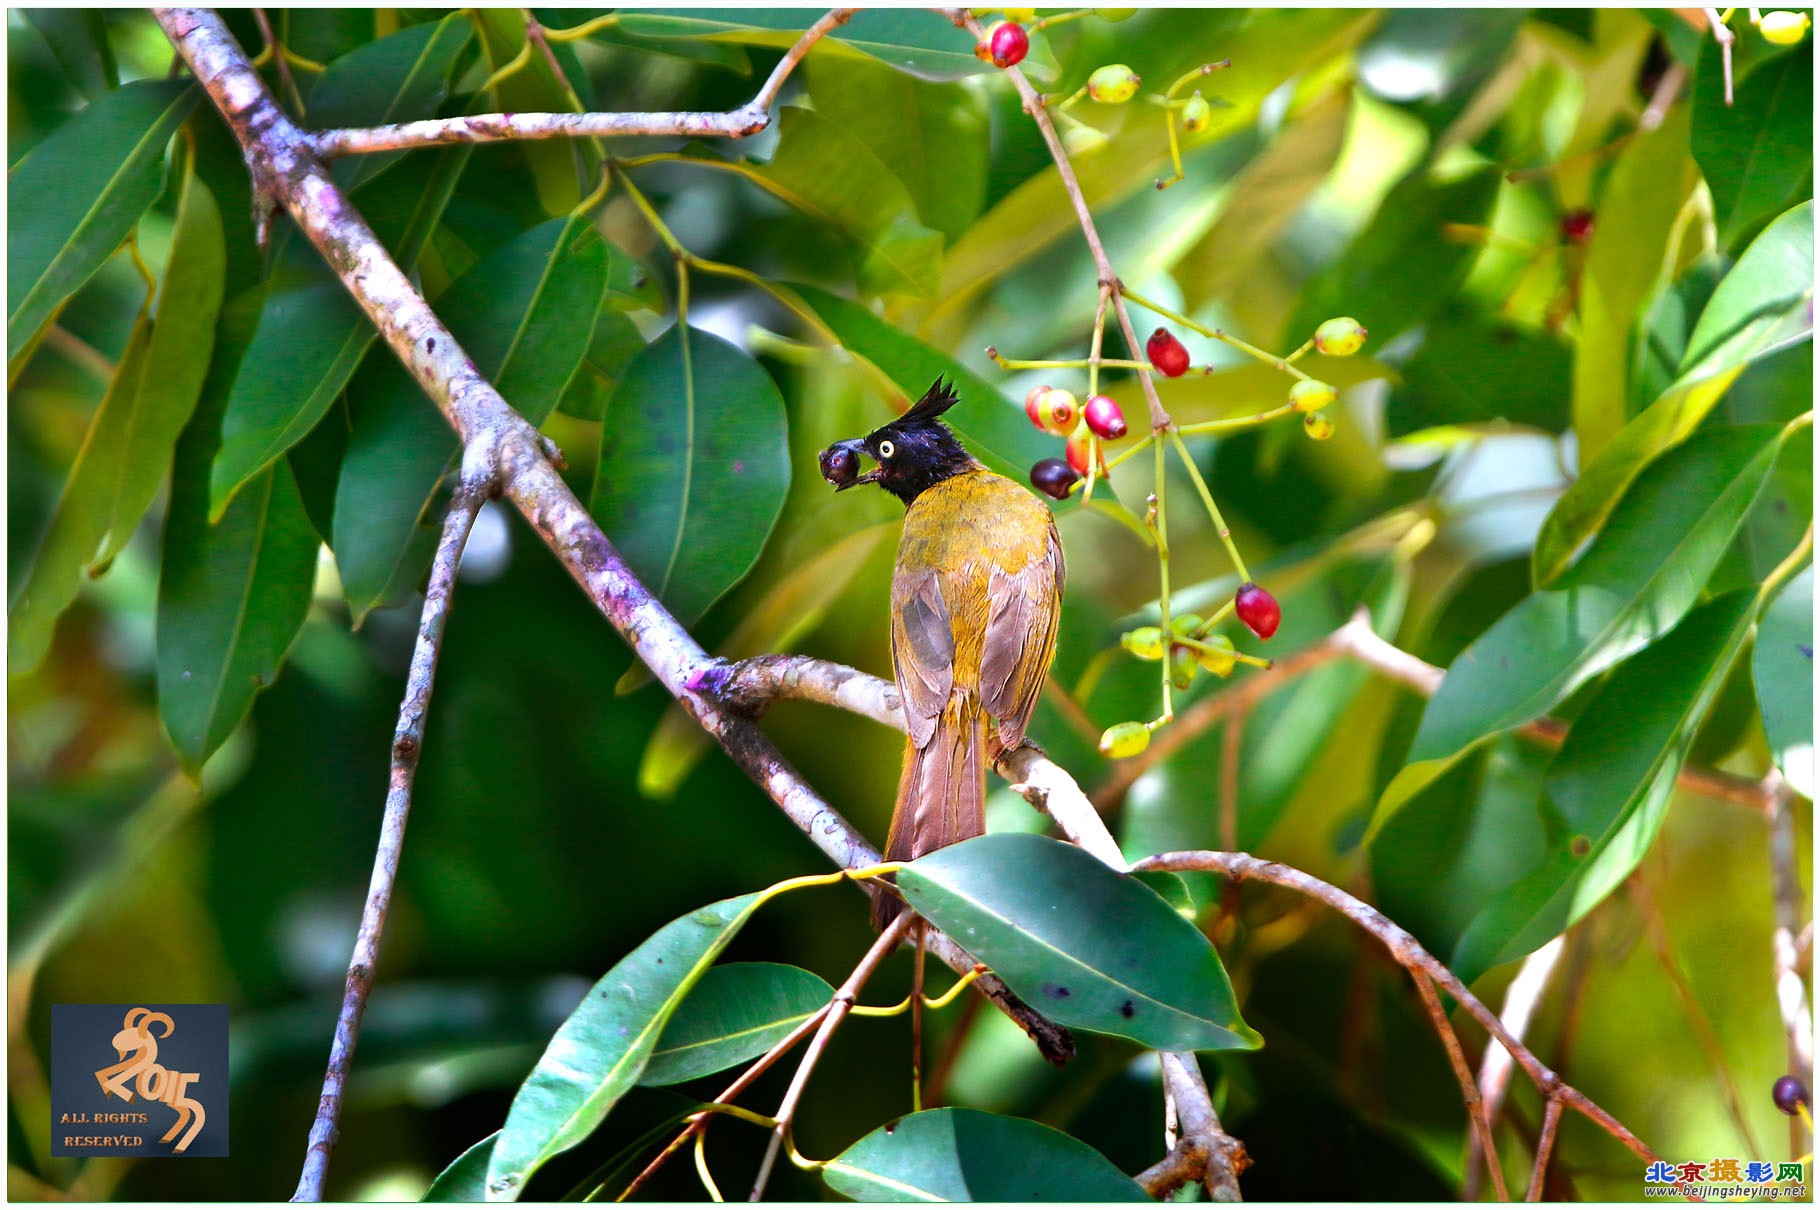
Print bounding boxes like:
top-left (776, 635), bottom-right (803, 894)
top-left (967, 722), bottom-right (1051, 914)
top-left (7, 79), bottom-right (196, 373)
top-left (614, 10), bottom-right (1018, 82)
top-left (1571, 106), bottom-right (1699, 461)
top-left (793, 284), bottom-right (1054, 484)
top-left (590, 325), bottom-right (791, 629)
top-left (1692, 39), bottom-right (1812, 249)
top-left (309, 14), bottom-right (475, 192)
top-left (156, 297), bottom-right (321, 775)
top-left (639, 962), bottom-right (833, 1087)
top-left (1286, 164), bottom-right (1500, 350)
top-left (473, 9), bottom-right (598, 215)
top-left (637, 522), bottom-right (894, 797)
top-left (487, 890), bottom-right (768, 1200)
top-left (207, 145), bottom-right (471, 518)
top-left (11, 165), bottom-right (224, 674)
top-left (806, 56), bottom-right (988, 243)
top-left (335, 216), bottom-right (607, 622)
top-left (1755, 565), bottom-right (1814, 799)
top-left (1388, 315), bottom-right (1571, 437)
top-left (899, 834), bottom-right (1260, 1052)
top-left (424, 1131), bottom-right (498, 1202)
top-left (20, 9), bottom-right (115, 101)
top-left (1535, 201), bottom-right (1813, 585)
top-left (1450, 591), bottom-right (1761, 980)
top-left (823, 1108), bottom-right (1151, 1202)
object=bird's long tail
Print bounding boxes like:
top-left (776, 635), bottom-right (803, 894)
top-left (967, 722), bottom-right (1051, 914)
top-left (874, 695), bottom-right (987, 931)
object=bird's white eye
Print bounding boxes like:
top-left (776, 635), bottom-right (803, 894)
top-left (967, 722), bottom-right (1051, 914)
top-left (877, 440), bottom-right (896, 459)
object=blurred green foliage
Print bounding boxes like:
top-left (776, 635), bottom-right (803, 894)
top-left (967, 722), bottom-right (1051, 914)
top-left (8, 6), bottom-right (1813, 1202)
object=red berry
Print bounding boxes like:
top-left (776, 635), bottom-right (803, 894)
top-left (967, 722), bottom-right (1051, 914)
top-left (1030, 457), bottom-right (1078, 500)
top-left (819, 443), bottom-right (858, 486)
top-left (1146, 328), bottom-right (1191, 377)
top-left (1025, 383), bottom-right (1052, 431)
top-left (1065, 425), bottom-right (1105, 475)
top-left (1234, 582), bottom-right (1280, 640)
top-left (987, 21), bottom-right (1029, 69)
top-left (1561, 208), bottom-right (1594, 244)
top-left (1774, 1075), bottom-right (1809, 1115)
top-left (1084, 394), bottom-right (1127, 440)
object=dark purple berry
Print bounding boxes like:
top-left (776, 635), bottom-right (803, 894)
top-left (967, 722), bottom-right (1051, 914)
top-left (1774, 1075), bottom-right (1809, 1115)
top-left (1561, 208), bottom-right (1595, 245)
top-left (819, 443), bottom-right (858, 487)
top-left (1030, 457), bottom-right (1078, 500)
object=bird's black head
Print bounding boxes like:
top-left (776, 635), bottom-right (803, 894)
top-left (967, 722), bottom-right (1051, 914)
top-left (820, 377), bottom-right (981, 506)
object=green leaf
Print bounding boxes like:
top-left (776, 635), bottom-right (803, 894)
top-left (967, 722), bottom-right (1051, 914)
top-left (309, 15), bottom-right (474, 192)
top-left (555, 308), bottom-right (646, 422)
top-left (1451, 591), bottom-right (1761, 980)
top-left (7, 79), bottom-right (196, 374)
top-left (637, 522), bottom-right (894, 797)
top-left (335, 215), bottom-right (607, 621)
top-left (806, 56), bottom-right (989, 243)
top-left (424, 1131), bottom-right (498, 1202)
top-left (640, 962), bottom-right (833, 1087)
top-left (615, 10), bottom-right (1014, 82)
top-left (1405, 424), bottom-right (1782, 770)
top-left (10, 165), bottom-right (225, 674)
top-left (1286, 163), bottom-right (1500, 350)
top-left (1535, 201), bottom-right (1813, 586)
top-left (1692, 38), bottom-right (1812, 250)
top-left (792, 284), bottom-right (1055, 484)
top-left (1388, 315), bottom-right (1571, 437)
top-left (21, 9), bottom-right (116, 101)
top-left (823, 1108), bottom-right (1151, 1202)
top-left (487, 890), bottom-right (769, 1200)
top-left (899, 834), bottom-right (1261, 1052)
top-left (1755, 565), bottom-right (1814, 799)
top-left (156, 288), bottom-right (321, 776)
top-left (473, 9), bottom-right (599, 215)
top-left (1570, 105), bottom-right (1698, 462)
top-left (208, 145), bottom-right (471, 518)
top-left (589, 325), bottom-right (790, 630)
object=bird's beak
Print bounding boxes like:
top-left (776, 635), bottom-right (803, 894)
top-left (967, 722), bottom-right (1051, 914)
top-left (821, 438), bottom-right (881, 491)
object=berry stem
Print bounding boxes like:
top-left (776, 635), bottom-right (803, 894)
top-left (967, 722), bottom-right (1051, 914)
top-left (1122, 287), bottom-right (1314, 381)
top-left (1032, 8), bottom-right (1092, 31)
top-left (1167, 428), bottom-right (1251, 583)
top-left (618, 167), bottom-right (693, 324)
top-left (1151, 441), bottom-right (1175, 725)
top-left (1174, 402), bottom-right (1299, 436)
top-left (1164, 61), bottom-right (1229, 100)
top-left (1283, 337), bottom-right (1315, 365)
top-left (1158, 106), bottom-right (1184, 191)
top-left (990, 352), bottom-right (1150, 372)
top-left (1088, 282), bottom-right (1111, 397)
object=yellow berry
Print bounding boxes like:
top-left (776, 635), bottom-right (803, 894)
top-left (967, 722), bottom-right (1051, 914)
top-left (1121, 626), bottom-right (1165, 660)
top-left (1180, 94), bottom-right (1214, 133)
top-left (1313, 317), bottom-right (1367, 357)
top-left (1289, 379), bottom-right (1336, 412)
top-left (1169, 643), bottom-right (1198, 690)
top-left (1196, 634), bottom-right (1237, 677)
top-left (1087, 64), bottom-right (1141, 104)
top-left (1095, 7), bottom-right (1137, 20)
top-left (1304, 412), bottom-right (1335, 441)
top-left (1169, 612), bottom-right (1205, 637)
top-left (1003, 7), bottom-right (1037, 21)
top-left (1761, 10), bottom-right (1811, 42)
top-left (1100, 720), bottom-right (1151, 759)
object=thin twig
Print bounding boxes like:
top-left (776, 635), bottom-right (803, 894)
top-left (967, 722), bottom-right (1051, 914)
top-left (1464, 934), bottom-right (1566, 1200)
top-left (292, 481), bottom-right (487, 1202)
top-left (751, 915), bottom-right (913, 1201)
top-left (251, 8), bottom-right (302, 114)
top-left (1703, 8), bottom-right (1735, 105)
top-left (1133, 850), bottom-right (1661, 1167)
top-left (1767, 769), bottom-right (1814, 1157)
top-left (1527, 1097), bottom-right (1564, 1202)
top-left (1412, 974), bottom-right (1511, 1202)
top-left (309, 9), bottom-right (855, 158)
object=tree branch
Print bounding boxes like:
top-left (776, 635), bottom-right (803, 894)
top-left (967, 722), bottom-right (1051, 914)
top-left (292, 479), bottom-right (487, 1202)
top-left (308, 9), bottom-right (854, 159)
top-left (1767, 768), bottom-right (1814, 1157)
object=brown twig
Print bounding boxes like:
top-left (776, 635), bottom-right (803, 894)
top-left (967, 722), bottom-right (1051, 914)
top-left (1702, 8), bottom-right (1735, 105)
top-left (751, 915), bottom-right (914, 1200)
top-left (292, 480), bottom-right (488, 1202)
top-left (1412, 974), bottom-right (1511, 1201)
top-left (1464, 934), bottom-right (1566, 1200)
top-left (1527, 1097), bottom-right (1564, 1202)
top-left (251, 8), bottom-right (302, 114)
top-left (1766, 769), bottom-right (1814, 1156)
top-left (1133, 850), bottom-right (1661, 1169)
top-left (309, 9), bottom-right (855, 158)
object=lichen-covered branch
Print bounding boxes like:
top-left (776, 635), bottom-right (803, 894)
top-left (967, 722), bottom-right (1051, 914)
top-left (291, 481), bottom-right (486, 1202)
top-left (308, 9), bottom-right (854, 158)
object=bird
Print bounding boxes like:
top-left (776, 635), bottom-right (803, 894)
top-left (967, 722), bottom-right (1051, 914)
top-left (820, 378), bottom-right (1065, 930)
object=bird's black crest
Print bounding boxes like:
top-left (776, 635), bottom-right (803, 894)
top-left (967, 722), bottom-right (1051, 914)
top-left (900, 376), bottom-right (961, 426)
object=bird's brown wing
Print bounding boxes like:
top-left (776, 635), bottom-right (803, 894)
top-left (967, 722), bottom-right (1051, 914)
top-left (891, 570), bottom-right (954, 749)
top-left (979, 515), bottom-right (1064, 750)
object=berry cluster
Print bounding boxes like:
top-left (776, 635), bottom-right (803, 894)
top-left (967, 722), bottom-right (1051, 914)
top-left (1021, 384), bottom-right (1129, 499)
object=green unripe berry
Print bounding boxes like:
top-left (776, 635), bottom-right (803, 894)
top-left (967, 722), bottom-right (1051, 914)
top-left (1121, 626), bottom-right (1165, 660)
top-left (1180, 94), bottom-right (1214, 133)
top-left (1002, 7), bottom-right (1037, 21)
top-left (1313, 317), bottom-right (1367, 356)
top-left (1196, 634), bottom-right (1238, 677)
top-left (1169, 612), bottom-right (1205, 637)
top-left (1100, 720), bottom-right (1151, 759)
top-left (1087, 64), bottom-right (1141, 104)
top-left (1761, 10), bottom-right (1811, 42)
top-left (1289, 379), bottom-right (1336, 412)
top-left (1169, 643), bottom-right (1198, 690)
top-left (1304, 412), bottom-right (1335, 441)
top-left (1095, 7), bottom-right (1137, 20)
